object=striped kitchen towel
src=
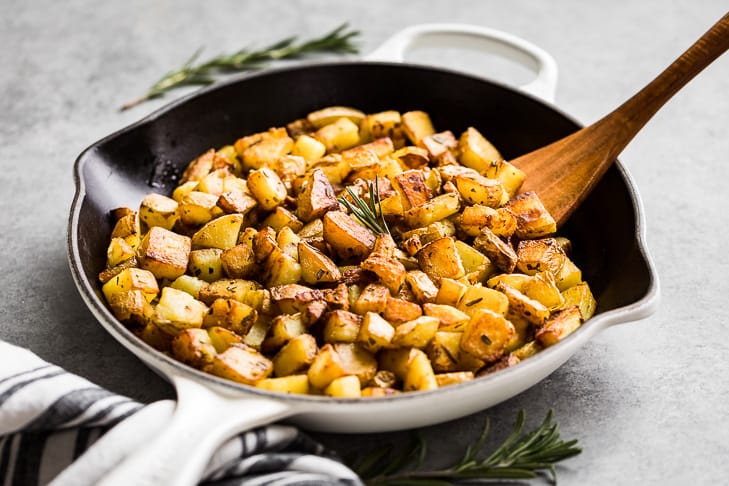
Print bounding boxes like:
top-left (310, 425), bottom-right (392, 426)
top-left (0, 340), bottom-right (362, 486)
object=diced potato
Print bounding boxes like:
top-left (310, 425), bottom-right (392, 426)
top-left (352, 283), bottom-right (390, 315)
top-left (169, 275), bottom-right (206, 299)
top-left (455, 174), bottom-right (505, 207)
top-left (536, 306), bottom-right (582, 347)
top-left (401, 220), bottom-right (456, 245)
top-left (402, 110), bottom-right (436, 146)
top-left (309, 154), bottom-right (351, 184)
top-left (154, 287), bottom-right (208, 334)
top-left (360, 111), bottom-right (406, 147)
top-left (297, 168), bottom-right (340, 222)
top-left (555, 257), bottom-right (582, 291)
top-left (512, 340), bottom-right (543, 360)
top-left (235, 127), bottom-right (294, 172)
top-left (262, 207), bottom-right (304, 233)
top-left (220, 244), bottom-right (256, 279)
top-left (496, 283), bottom-right (549, 326)
top-left (393, 146), bottom-right (430, 170)
top-left (505, 191), bottom-right (557, 239)
top-left (217, 190), bottom-right (257, 216)
top-left (361, 235), bottom-right (407, 293)
top-left (180, 149), bottom-right (214, 183)
top-left (197, 168), bottom-right (229, 196)
top-left (307, 343), bottom-right (376, 389)
top-left (137, 226), bottom-right (191, 280)
top-left (383, 297), bottom-right (423, 324)
top-left (273, 333), bottom-right (318, 377)
top-left (391, 316), bottom-right (439, 348)
top-left (314, 117), bottom-right (361, 153)
top-left (188, 248), bottom-right (224, 282)
top-left (171, 328), bottom-right (216, 368)
top-left (247, 168), bottom-right (287, 211)
top-left (516, 238), bottom-right (566, 276)
top-left (102, 267), bottom-right (159, 303)
top-left (106, 237), bottom-right (135, 268)
top-left (137, 322), bottom-right (174, 352)
top-left (417, 237), bottom-right (465, 280)
top-left (420, 131), bottom-right (457, 162)
top-left (405, 270), bottom-right (438, 304)
top-left (298, 241), bottom-right (341, 285)
top-left (435, 371), bottom-right (474, 387)
top-left (269, 283), bottom-right (324, 314)
top-left (207, 326), bottom-right (243, 353)
top-left (522, 271), bottom-right (565, 310)
top-left (427, 331), bottom-right (461, 372)
top-left (457, 205), bottom-right (517, 238)
top-left (473, 227), bottom-right (518, 273)
top-left (197, 278), bottom-right (261, 305)
top-left (457, 127), bottom-right (502, 173)
top-left (243, 315), bottom-right (271, 350)
top-left (323, 211), bottom-right (376, 261)
top-left (139, 193), bottom-right (179, 231)
top-left (423, 303), bottom-right (470, 332)
top-left (562, 282), bottom-right (596, 320)
top-left (276, 227), bottom-right (301, 260)
top-left (485, 160), bottom-right (526, 198)
top-left (209, 345), bottom-right (273, 385)
top-left (403, 349), bottom-right (438, 392)
top-left (108, 290), bottom-right (154, 326)
top-left (307, 106), bottom-right (366, 129)
top-left (292, 135), bottom-right (327, 164)
top-left (457, 285), bottom-right (509, 317)
top-left (460, 309), bottom-right (515, 362)
top-left (172, 181), bottom-right (199, 202)
top-left (323, 310), bottom-right (362, 343)
top-left (403, 192), bottom-right (460, 228)
top-left (358, 312), bottom-right (395, 352)
top-left (340, 146), bottom-right (379, 171)
top-left (179, 191), bottom-right (221, 226)
top-left (262, 313), bottom-right (306, 352)
top-left (393, 170), bottom-right (430, 210)
top-left (264, 247), bottom-right (302, 287)
top-left (202, 298), bottom-right (257, 336)
top-left (324, 375), bottom-right (362, 398)
top-left (256, 375), bottom-right (310, 394)
top-left (454, 240), bottom-right (494, 282)
top-left (486, 273), bottom-right (532, 292)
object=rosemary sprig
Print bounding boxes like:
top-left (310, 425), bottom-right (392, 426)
top-left (121, 23), bottom-right (360, 110)
top-left (351, 410), bottom-right (581, 485)
top-left (338, 179), bottom-right (391, 236)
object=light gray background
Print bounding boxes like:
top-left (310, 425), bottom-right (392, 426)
top-left (1, 1), bottom-right (728, 484)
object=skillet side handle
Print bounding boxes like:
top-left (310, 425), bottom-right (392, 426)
top-left (98, 374), bottom-right (292, 486)
top-left (365, 23), bottom-right (558, 104)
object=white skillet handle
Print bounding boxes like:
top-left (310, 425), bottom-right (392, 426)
top-left (366, 23), bottom-right (559, 104)
top-left (98, 374), bottom-right (291, 486)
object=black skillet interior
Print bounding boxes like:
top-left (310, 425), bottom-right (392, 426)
top-left (74, 62), bottom-right (654, 318)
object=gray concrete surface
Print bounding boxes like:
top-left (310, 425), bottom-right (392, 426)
top-left (1, 0), bottom-right (728, 484)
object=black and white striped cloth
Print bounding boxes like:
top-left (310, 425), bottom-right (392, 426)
top-left (0, 340), bottom-right (362, 486)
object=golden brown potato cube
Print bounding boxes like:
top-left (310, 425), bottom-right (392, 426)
top-left (203, 298), bottom-right (257, 336)
top-left (460, 309), bottom-right (515, 362)
top-left (323, 310), bottom-right (363, 343)
top-left (473, 227), bottom-right (518, 273)
top-left (220, 244), bottom-right (256, 279)
top-left (294, 242), bottom-right (339, 285)
top-left (505, 191), bottom-right (557, 239)
top-left (457, 285), bottom-right (510, 318)
top-left (108, 290), bottom-right (153, 326)
top-left (252, 226), bottom-right (278, 263)
top-left (242, 315), bottom-right (271, 350)
top-left (379, 347), bottom-right (420, 380)
top-left (287, 118), bottom-right (315, 137)
top-left (478, 354), bottom-right (521, 376)
top-left (209, 344), bottom-right (273, 385)
top-left (136, 226), bottom-right (191, 280)
top-left (106, 237), bottom-right (136, 268)
top-left (191, 214), bottom-right (244, 251)
top-left (197, 278), bottom-right (261, 305)
top-left (359, 137), bottom-right (396, 157)
top-left (314, 117), bottom-right (360, 153)
top-left (207, 326), bottom-right (244, 353)
top-left (496, 283), bottom-right (550, 326)
top-left (324, 375), bottom-right (362, 398)
top-left (269, 283), bottom-right (324, 314)
top-left (561, 282), bottom-right (596, 321)
top-left (536, 306), bottom-right (582, 347)
top-left (179, 191), bottom-right (221, 226)
top-left (401, 235), bottom-right (423, 256)
top-left (405, 270), bottom-right (439, 304)
top-left (264, 247), bottom-right (302, 287)
top-left (511, 340), bottom-right (543, 360)
top-left (262, 313), bottom-right (306, 352)
top-left (247, 168), bottom-right (287, 211)
top-left (358, 312), bottom-right (395, 352)
top-left (137, 322), bottom-right (174, 352)
top-left (403, 349), bottom-right (438, 392)
top-left (323, 210), bottom-right (376, 261)
top-left (291, 134), bottom-right (327, 164)
top-left (486, 160), bottom-right (526, 198)
top-left (522, 271), bottom-right (565, 310)
top-left (486, 273), bottom-right (532, 292)
top-left (361, 235), bottom-right (407, 293)
top-left (171, 328), bottom-right (217, 368)
top-left (393, 146), bottom-right (430, 170)
top-left (455, 174), bottom-right (506, 208)
top-left (435, 278), bottom-right (468, 307)
top-left (277, 225), bottom-right (300, 265)
top-left (197, 168), bottom-right (230, 196)
top-left (154, 287), bottom-right (208, 334)
top-left (273, 154), bottom-right (307, 190)
top-left (393, 170), bottom-right (431, 210)
top-left (435, 371), bottom-right (474, 387)
top-left (555, 257), bottom-right (582, 291)
top-left (297, 168), bottom-right (340, 222)
top-left (187, 248), bottom-right (224, 282)
top-left (256, 375), bottom-right (310, 394)
top-left (235, 127), bottom-right (293, 172)
top-left (309, 153), bottom-right (351, 184)
top-left (322, 284), bottom-right (349, 311)
top-left (382, 297), bottom-right (423, 324)
top-left (516, 238), bottom-right (566, 276)
top-left (423, 303), bottom-right (470, 332)
top-left (417, 237), bottom-right (466, 280)
top-left (297, 219), bottom-right (324, 239)
top-left (102, 267), bottom-right (158, 303)
top-left (360, 111), bottom-right (406, 147)
top-left (217, 190), bottom-right (257, 216)
top-left (110, 211), bottom-right (139, 244)
top-left (401, 220), bottom-right (456, 245)
top-left (419, 131), bottom-right (457, 160)
top-left (172, 181), bottom-right (200, 203)
top-left (457, 205), bottom-right (517, 238)
top-left (392, 316), bottom-right (439, 348)
top-left (455, 240), bottom-right (494, 282)
top-left (351, 283), bottom-right (390, 315)
top-left (261, 207), bottom-right (303, 233)
top-left (403, 192), bottom-right (460, 228)
top-left (340, 146), bottom-right (379, 171)
top-left (307, 343), bottom-right (376, 389)
top-left (402, 110), bottom-right (436, 146)
top-left (273, 333), bottom-right (318, 377)
top-left (139, 193), bottom-right (179, 231)
top-left (307, 106), bottom-right (366, 129)
top-left (180, 149), bottom-right (214, 183)
top-left (457, 127), bottom-right (502, 174)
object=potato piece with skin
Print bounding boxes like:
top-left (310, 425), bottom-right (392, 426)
top-left (247, 168), bottom-right (288, 211)
top-left (340, 146), bottom-right (379, 171)
top-left (403, 349), bottom-right (438, 392)
top-left (264, 247), bottom-right (302, 287)
top-left (191, 214), bottom-right (244, 251)
top-left (360, 111), bottom-right (406, 148)
top-left (457, 205), bottom-right (517, 238)
top-left (496, 282), bottom-right (550, 326)
top-left (256, 375), bottom-right (310, 394)
top-left (516, 238), bottom-right (566, 276)
top-left (217, 190), bottom-right (257, 216)
top-left (309, 154), bottom-right (351, 184)
top-left (486, 160), bottom-right (526, 198)
top-left (243, 315), bottom-right (271, 350)
top-left (473, 227), bottom-right (518, 273)
top-left (324, 375), bottom-right (362, 398)
top-left (262, 207), bottom-right (304, 233)
top-left (171, 328), bottom-right (217, 368)
top-left (111, 211), bottom-right (139, 243)
top-left (401, 220), bottom-right (456, 245)
top-left (186, 248), bottom-right (221, 282)
top-left (358, 312), bottom-right (395, 352)
top-left (139, 193), bottom-right (179, 231)
top-left (402, 110), bottom-right (436, 146)
top-left (323, 211), bottom-right (376, 262)
top-left (276, 227), bottom-right (300, 262)
top-left (209, 344), bottom-right (273, 385)
top-left (102, 267), bottom-right (159, 303)
top-left (455, 240), bottom-right (494, 282)
top-left (262, 313), bottom-right (306, 353)
top-left (512, 340), bottom-right (543, 360)
top-left (457, 285), bottom-right (509, 317)
top-left (135, 226), bottom-right (191, 280)
top-left (154, 287), bottom-right (208, 335)
top-left (460, 308), bottom-right (515, 363)
top-left (361, 234), bottom-right (407, 294)
top-left (420, 131), bottom-right (457, 160)
top-left (427, 331), bottom-right (461, 372)
top-left (107, 237), bottom-right (135, 268)
top-left (423, 303), bottom-right (470, 332)
top-left (455, 174), bottom-right (506, 208)
top-left (505, 191), bottom-right (557, 239)
top-left (202, 298), bottom-right (257, 336)
top-left (555, 257), bottom-right (582, 291)
top-left (486, 273), bottom-right (532, 292)
top-left (197, 168), bottom-right (231, 196)
top-left (392, 316), bottom-right (439, 349)
top-left (561, 282), bottom-right (596, 320)
top-left (379, 347), bottom-right (421, 380)
top-left (323, 310), bottom-right (362, 343)
top-left (298, 241), bottom-right (341, 285)
top-left (435, 278), bottom-right (468, 307)
top-left (383, 297), bottom-right (423, 324)
top-left (297, 168), bottom-right (340, 223)
top-left (393, 146), bottom-right (430, 170)
top-left (352, 283), bottom-right (390, 315)
top-left (137, 322), bottom-right (174, 352)
top-left (405, 270), bottom-right (438, 304)
top-left (393, 170), bottom-right (431, 210)
top-left (314, 117), bottom-right (361, 153)
top-left (307, 106), bottom-right (365, 129)
top-left (252, 226), bottom-right (278, 263)
top-left (273, 155), bottom-right (307, 190)
top-left (273, 333), bottom-right (318, 377)
top-left (435, 371), bottom-right (474, 387)
top-left (536, 306), bottom-right (582, 347)
top-left (197, 278), bottom-right (261, 306)
top-left (458, 127), bottom-right (502, 174)
top-left (417, 237), bottom-right (466, 281)
top-left (173, 181), bottom-right (200, 203)
top-left (235, 128), bottom-right (293, 172)
top-left (180, 149), bottom-right (214, 184)
top-left (307, 343), bottom-right (377, 389)
top-left (220, 244), bottom-right (256, 279)
top-left (403, 192), bottom-right (461, 228)
top-left (207, 326), bottom-right (243, 353)
top-left (522, 271), bottom-right (565, 310)
top-left (108, 290), bottom-right (153, 326)
top-left (179, 191), bottom-right (221, 226)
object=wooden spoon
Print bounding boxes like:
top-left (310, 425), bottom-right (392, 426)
top-left (514, 11), bottom-right (729, 227)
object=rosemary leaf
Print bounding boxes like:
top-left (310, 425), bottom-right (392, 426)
top-left (338, 180), bottom-right (391, 236)
top-left (121, 23), bottom-right (360, 110)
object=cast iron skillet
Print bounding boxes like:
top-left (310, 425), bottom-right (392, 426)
top-left (68, 25), bottom-right (658, 485)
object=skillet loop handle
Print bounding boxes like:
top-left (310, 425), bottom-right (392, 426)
top-left (97, 374), bottom-right (291, 486)
top-left (366, 23), bottom-right (558, 103)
